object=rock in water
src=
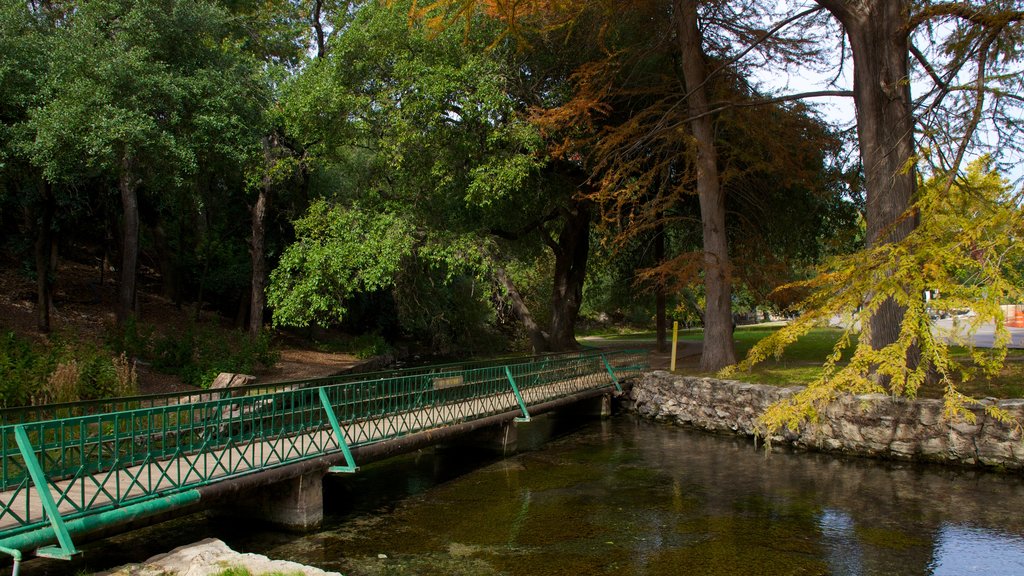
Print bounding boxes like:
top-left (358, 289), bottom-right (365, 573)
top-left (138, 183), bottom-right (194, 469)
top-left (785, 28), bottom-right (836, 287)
top-left (96, 537), bottom-right (341, 576)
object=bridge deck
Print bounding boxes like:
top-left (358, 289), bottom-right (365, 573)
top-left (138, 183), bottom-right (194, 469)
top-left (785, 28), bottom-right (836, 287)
top-left (0, 350), bottom-right (645, 558)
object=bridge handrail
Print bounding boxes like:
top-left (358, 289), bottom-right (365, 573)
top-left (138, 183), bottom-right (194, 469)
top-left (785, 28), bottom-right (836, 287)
top-left (0, 349), bottom-right (646, 543)
top-left (0, 350), bottom-right (613, 427)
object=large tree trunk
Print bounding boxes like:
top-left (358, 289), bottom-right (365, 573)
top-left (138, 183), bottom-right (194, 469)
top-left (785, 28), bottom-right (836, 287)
top-left (676, 0), bottom-right (736, 372)
top-left (248, 184), bottom-right (268, 337)
top-left (34, 179), bottom-right (55, 333)
top-left (117, 156), bottom-right (141, 327)
top-left (817, 0), bottom-right (917, 350)
top-left (493, 263), bottom-right (549, 354)
top-left (547, 200), bottom-right (590, 351)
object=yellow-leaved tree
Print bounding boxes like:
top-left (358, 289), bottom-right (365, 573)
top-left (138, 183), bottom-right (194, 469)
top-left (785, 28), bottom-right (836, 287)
top-left (727, 157), bottom-right (1024, 435)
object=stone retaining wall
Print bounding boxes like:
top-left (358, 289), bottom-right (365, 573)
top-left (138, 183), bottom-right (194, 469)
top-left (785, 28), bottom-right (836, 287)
top-left (626, 371), bottom-right (1024, 470)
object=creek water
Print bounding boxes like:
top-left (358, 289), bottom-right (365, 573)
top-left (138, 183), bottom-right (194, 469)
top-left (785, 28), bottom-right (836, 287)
top-left (19, 415), bottom-right (1024, 576)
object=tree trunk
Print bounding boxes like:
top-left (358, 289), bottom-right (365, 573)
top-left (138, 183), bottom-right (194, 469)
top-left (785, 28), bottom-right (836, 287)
top-left (117, 156), bottom-right (141, 327)
top-left (817, 0), bottom-right (917, 350)
top-left (547, 200), bottom-right (590, 351)
top-left (248, 183), bottom-right (268, 337)
top-left (34, 179), bottom-right (54, 333)
top-left (676, 0), bottom-right (737, 372)
top-left (493, 263), bottom-right (549, 354)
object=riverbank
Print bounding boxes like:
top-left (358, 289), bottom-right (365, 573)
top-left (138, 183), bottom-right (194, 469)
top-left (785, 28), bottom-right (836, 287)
top-left (96, 538), bottom-right (341, 576)
top-left (625, 370), bottom-right (1024, 470)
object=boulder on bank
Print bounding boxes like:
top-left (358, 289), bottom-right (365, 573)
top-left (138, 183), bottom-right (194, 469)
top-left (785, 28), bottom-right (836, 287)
top-left (96, 537), bottom-right (341, 576)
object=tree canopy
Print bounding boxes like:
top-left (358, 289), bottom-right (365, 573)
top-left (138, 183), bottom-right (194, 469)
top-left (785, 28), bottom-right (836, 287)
top-left (1, 0), bottom-right (1020, 427)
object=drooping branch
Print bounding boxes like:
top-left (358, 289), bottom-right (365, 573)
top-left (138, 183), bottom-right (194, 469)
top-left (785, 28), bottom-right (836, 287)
top-left (657, 89), bottom-right (855, 131)
top-left (906, 3), bottom-right (1024, 33)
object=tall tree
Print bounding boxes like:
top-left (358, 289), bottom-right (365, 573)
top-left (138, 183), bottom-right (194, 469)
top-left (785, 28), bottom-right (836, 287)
top-left (273, 1), bottom-right (607, 352)
top-left (415, 0), bottom-right (843, 368)
top-left (814, 0), bottom-right (919, 354)
top-left (734, 2), bottom-right (1024, 429)
top-left (27, 0), bottom-right (267, 326)
top-left (675, 0), bottom-right (735, 369)
top-left (1, 0), bottom-right (57, 332)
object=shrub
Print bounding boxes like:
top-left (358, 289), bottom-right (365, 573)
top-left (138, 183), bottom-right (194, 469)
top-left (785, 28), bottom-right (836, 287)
top-left (349, 332), bottom-right (392, 359)
top-left (41, 360), bottom-right (80, 404)
top-left (0, 332), bottom-right (141, 407)
top-left (0, 332), bottom-right (53, 408)
top-left (141, 323), bottom-right (279, 389)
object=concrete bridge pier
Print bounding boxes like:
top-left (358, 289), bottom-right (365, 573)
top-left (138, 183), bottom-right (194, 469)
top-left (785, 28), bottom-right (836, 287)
top-left (221, 470), bottom-right (325, 532)
top-left (460, 420), bottom-right (523, 455)
top-left (584, 393), bottom-right (614, 418)
top-left (456, 394), bottom-right (615, 456)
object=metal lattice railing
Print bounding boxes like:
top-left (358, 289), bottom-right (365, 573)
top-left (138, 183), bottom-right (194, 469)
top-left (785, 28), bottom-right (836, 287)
top-left (0, 349), bottom-right (646, 557)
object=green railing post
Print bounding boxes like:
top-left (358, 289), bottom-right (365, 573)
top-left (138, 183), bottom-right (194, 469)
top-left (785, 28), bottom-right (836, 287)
top-left (600, 354), bottom-right (623, 393)
top-left (12, 425), bottom-right (78, 560)
top-left (504, 366), bottom-right (531, 422)
top-left (317, 388), bottom-right (358, 473)
top-left (0, 545), bottom-right (22, 576)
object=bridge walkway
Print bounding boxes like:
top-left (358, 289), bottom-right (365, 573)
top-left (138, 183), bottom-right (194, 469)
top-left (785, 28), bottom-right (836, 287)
top-left (0, 349), bottom-right (646, 565)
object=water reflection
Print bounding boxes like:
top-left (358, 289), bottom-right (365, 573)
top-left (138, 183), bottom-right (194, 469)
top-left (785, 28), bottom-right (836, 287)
top-left (929, 524), bottom-right (1024, 575)
top-left (290, 416), bottom-right (1024, 576)
top-left (16, 415), bottom-right (1024, 576)
top-left (818, 509), bottom-right (864, 576)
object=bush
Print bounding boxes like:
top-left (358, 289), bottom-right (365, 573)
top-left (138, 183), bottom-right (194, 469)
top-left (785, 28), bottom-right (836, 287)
top-left (349, 332), bottom-right (392, 359)
top-left (0, 332), bottom-right (141, 407)
top-left (0, 332), bottom-right (53, 407)
top-left (133, 323), bottom-right (280, 389)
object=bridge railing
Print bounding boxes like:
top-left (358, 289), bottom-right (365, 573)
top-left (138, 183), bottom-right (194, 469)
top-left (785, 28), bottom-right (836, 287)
top-left (0, 349), bottom-right (646, 546)
top-left (0, 350), bottom-right (614, 427)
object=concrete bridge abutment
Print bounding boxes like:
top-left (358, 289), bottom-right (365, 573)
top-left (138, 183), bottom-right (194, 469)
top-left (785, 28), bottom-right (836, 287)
top-left (220, 470), bottom-right (325, 532)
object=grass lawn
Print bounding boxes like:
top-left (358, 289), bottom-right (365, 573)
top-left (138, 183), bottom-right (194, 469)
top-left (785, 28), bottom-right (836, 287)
top-left (677, 325), bottom-right (1024, 400)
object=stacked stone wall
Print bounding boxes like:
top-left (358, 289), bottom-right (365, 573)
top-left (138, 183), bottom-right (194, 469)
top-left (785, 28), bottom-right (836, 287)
top-left (626, 371), bottom-right (1024, 470)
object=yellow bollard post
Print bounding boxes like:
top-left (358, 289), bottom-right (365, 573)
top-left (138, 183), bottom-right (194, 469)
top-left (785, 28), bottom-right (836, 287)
top-left (670, 321), bottom-right (679, 372)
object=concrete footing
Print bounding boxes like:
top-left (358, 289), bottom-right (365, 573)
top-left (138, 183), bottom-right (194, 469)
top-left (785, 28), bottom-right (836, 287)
top-left (221, 470), bottom-right (324, 531)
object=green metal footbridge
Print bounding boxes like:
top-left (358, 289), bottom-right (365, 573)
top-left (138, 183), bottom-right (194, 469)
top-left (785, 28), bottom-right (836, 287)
top-left (0, 349), bottom-right (645, 569)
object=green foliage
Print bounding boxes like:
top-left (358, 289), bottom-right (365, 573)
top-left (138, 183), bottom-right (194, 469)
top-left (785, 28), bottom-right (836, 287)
top-left (348, 332), bottom-right (392, 359)
top-left (26, 0), bottom-right (268, 183)
top-left (393, 252), bottom-right (507, 354)
top-left (129, 324), bottom-right (279, 388)
top-left (268, 200), bottom-right (415, 328)
top-left (271, 0), bottom-right (557, 349)
top-left (0, 332), bottom-right (139, 407)
top-left (0, 332), bottom-right (52, 407)
top-left (727, 158), bottom-right (1024, 435)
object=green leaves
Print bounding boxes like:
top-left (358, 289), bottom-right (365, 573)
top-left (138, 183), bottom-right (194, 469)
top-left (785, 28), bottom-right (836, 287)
top-left (267, 200), bottom-right (415, 327)
top-left (26, 0), bottom-right (268, 184)
top-left (730, 157), bottom-right (1024, 435)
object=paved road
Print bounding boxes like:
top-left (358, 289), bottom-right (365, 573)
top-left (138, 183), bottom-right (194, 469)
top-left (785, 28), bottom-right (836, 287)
top-left (933, 318), bottom-right (1024, 348)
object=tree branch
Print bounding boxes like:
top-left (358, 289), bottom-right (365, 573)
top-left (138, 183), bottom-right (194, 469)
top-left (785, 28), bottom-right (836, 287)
top-left (910, 42), bottom-right (950, 93)
top-left (489, 209), bottom-right (560, 241)
top-left (941, 29), bottom-right (997, 197)
top-left (689, 90), bottom-right (855, 123)
top-left (907, 3), bottom-right (1024, 33)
